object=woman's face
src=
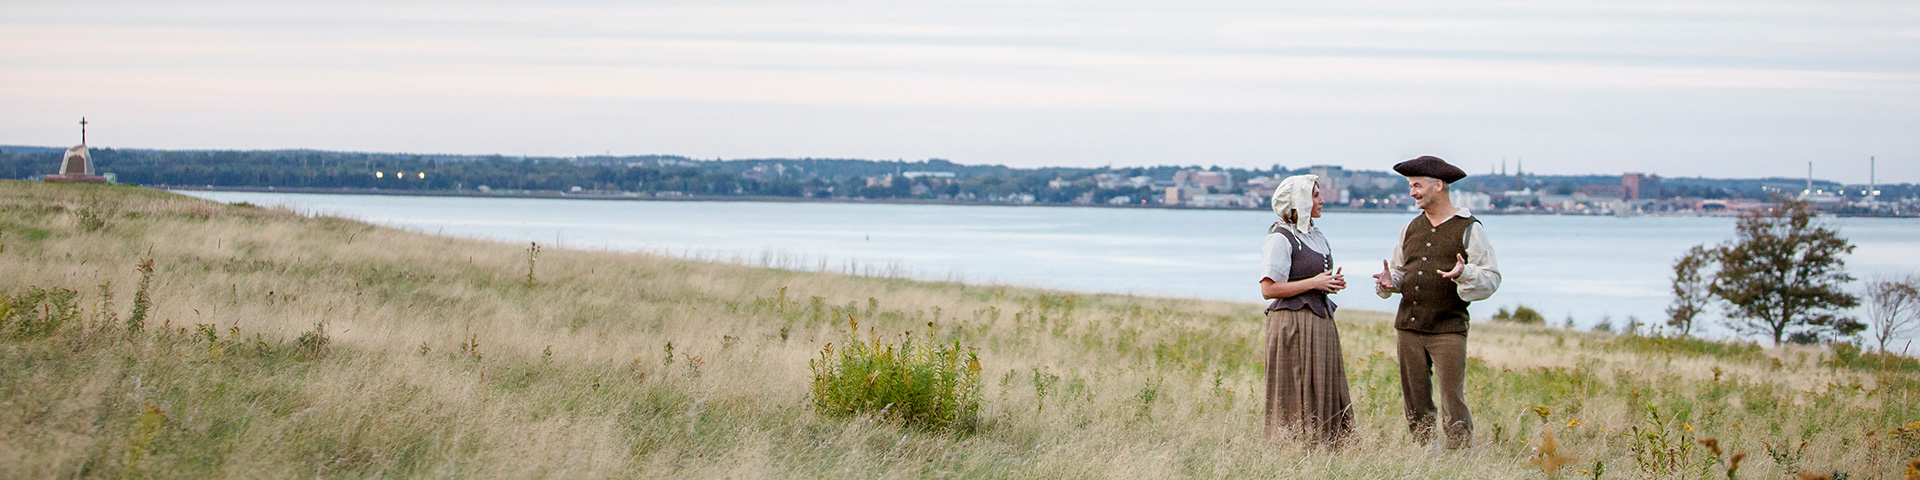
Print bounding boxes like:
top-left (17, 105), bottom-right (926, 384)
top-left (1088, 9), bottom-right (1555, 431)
top-left (1311, 185), bottom-right (1324, 218)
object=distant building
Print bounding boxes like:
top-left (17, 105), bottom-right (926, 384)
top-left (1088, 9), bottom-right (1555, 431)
top-left (44, 118), bottom-right (108, 184)
top-left (1094, 173), bottom-right (1148, 189)
top-left (1309, 165), bottom-right (1347, 202)
top-left (1450, 190), bottom-right (1492, 211)
top-left (1171, 170), bottom-right (1197, 186)
top-left (1622, 173), bottom-right (1662, 200)
top-left (740, 163), bottom-right (789, 180)
top-left (1582, 184), bottom-right (1627, 200)
top-left (1172, 169), bottom-right (1232, 191)
top-left (1186, 194), bottom-right (1249, 208)
top-left (1194, 171), bottom-right (1231, 190)
top-left (1244, 175), bottom-right (1282, 200)
top-left (1163, 186), bottom-right (1212, 206)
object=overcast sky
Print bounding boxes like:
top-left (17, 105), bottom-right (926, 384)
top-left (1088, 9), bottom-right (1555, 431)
top-left (3, 0), bottom-right (1916, 182)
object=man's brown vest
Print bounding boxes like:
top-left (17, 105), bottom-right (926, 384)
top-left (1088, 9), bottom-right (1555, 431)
top-left (1395, 215), bottom-right (1479, 334)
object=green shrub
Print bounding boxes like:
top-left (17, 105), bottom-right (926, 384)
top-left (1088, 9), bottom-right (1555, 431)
top-left (1824, 342), bottom-right (1920, 374)
top-left (1604, 335), bottom-right (1770, 365)
top-left (126, 258), bottom-right (155, 336)
top-left (1493, 305), bottom-right (1545, 324)
top-left (1513, 306), bottom-right (1545, 324)
top-left (809, 319), bottom-right (982, 432)
top-left (2, 286), bottom-right (81, 339)
top-left (294, 321), bottom-right (332, 359)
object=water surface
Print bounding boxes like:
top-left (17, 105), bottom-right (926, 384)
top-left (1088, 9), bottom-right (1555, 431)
top-left (182, 191), bottom-right (1920, 337)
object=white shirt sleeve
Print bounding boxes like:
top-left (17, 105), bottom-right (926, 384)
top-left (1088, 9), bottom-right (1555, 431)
top-left (1260, 233), bottom-right (1292, 283)
top-left (1376, 222), bottom-right (1409, 299)
top-left (1452, 221), bottom-right (1502, 302)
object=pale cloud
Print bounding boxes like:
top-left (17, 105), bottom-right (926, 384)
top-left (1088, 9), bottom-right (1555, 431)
top-left (1, 0), bottom-right (1915, 182)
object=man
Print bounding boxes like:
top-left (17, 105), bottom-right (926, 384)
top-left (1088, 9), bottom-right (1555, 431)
top-left (1372, 155), bottom-right (1501, 450)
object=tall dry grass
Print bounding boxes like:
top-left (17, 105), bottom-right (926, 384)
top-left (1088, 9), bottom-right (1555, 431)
top-left (1, 180), bottom-right (1915, 478)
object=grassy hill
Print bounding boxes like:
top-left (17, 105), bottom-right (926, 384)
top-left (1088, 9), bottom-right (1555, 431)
top-left (2, 180), bottom-right (1916, 478)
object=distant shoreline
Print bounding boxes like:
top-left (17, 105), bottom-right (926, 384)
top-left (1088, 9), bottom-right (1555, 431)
top-left (157, 185), bottom-right (1917, 218)
top-left (153, 183), bottom-right (1397, 214)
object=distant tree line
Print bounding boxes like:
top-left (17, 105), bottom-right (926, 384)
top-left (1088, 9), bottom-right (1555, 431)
top-left (2, 146), bottom-right (1911, 204)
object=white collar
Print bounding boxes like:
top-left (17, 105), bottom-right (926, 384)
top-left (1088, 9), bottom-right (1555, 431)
top-left (1274, 221), bottom-right (1317, 236)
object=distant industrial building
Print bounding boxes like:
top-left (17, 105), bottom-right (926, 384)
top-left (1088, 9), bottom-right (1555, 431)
top-left (1622, 172), bottom-right (1661, 200)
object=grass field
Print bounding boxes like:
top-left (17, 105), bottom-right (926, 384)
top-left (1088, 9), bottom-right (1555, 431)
top-left (2, 180), bottom-right (1917, 479)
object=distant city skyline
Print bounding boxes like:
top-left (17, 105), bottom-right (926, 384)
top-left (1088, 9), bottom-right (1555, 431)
top-left (2, 0), bottom-right (1915, 184)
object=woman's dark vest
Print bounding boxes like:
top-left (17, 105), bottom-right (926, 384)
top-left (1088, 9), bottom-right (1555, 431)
top-left (1395, 215), bottom-right (1479, 333)
top-left (1267, 224), bottom-right (1336, 319)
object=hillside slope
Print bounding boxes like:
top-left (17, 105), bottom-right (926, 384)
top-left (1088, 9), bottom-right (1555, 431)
top-left (1, 181), bottom-right (1915, 478)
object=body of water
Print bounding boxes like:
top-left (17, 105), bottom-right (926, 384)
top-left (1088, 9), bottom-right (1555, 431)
top-left (180, 191), bottom-right (1920, 337)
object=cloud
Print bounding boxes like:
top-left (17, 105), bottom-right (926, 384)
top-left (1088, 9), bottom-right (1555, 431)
top-left (0, 0), bottom-right (1915, 180)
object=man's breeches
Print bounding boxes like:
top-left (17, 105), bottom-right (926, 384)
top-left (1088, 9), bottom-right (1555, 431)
top-left (1396, 330), bottom-right (1471, 449)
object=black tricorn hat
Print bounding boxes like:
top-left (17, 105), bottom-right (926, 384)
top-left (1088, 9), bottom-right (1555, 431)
top-left (1393, 156), bottom-right (1467, 183)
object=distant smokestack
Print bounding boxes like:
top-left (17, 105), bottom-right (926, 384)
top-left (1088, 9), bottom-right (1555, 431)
top-left (1870, 156), bottom-right (1877, 204)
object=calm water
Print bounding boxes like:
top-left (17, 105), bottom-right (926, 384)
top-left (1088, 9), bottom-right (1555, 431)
top-left (180, 191), bottom-right (1920, 336)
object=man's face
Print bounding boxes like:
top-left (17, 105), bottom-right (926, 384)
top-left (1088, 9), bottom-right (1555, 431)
top-left (1407, 176), bottom-right (1444, 209)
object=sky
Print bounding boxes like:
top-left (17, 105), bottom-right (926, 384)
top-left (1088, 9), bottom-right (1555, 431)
top-left (3, 0), bottom-right (1917, 183)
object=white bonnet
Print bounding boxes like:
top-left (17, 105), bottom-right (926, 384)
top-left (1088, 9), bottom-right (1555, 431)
top-left (1269, 174), bottom-right (1319, 232)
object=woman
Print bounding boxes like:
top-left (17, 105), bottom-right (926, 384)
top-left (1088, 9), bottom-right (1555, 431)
top-left (1258, 174), bottom-right (1353, 446)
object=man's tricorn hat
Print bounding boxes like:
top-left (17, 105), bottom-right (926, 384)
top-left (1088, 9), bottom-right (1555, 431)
top-left (1393, 155), bottom-right (1467, 183)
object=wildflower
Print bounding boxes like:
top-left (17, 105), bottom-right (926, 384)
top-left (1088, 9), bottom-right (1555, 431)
top-left (1685, 423), bottom-right (1695, 432)
top-left (1697, 437), bottom-right (1722, 456)
top-left (1566, 419), bottom-right (1581, 427)
top-left (1525, 430), bottom-right (1577, 476)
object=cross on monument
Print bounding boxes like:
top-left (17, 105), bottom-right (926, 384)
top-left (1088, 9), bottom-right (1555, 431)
top-left (80, 117), bottom-right (88, 145)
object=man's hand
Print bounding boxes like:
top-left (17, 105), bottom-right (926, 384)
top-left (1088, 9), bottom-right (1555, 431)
top-left (1373, 260), bottom-right (1395, 290)
top-left (1439, 253), bottom-right (1466, 279)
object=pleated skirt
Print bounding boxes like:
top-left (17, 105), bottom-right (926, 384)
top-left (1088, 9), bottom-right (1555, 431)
top-left (1263, 308), bottom-right (1354, 446)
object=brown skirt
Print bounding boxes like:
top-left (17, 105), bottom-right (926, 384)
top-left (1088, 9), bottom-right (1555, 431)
top-left (1263, 308), bottom-right (1354, 445)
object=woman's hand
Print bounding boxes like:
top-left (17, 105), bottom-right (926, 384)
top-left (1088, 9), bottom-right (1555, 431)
top-left (1261, 268), bottom-right (1345, 299)
top-left (1313, 268), bottom-right (1346, 293)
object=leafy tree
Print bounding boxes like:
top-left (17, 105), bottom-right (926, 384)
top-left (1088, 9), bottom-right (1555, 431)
top-left (1863, 275), bottom-right (1920, 353)
top-left (1664, 245), bottom-right (1714, 336)
top-left (1710, 198), bottom-right (1861, 345)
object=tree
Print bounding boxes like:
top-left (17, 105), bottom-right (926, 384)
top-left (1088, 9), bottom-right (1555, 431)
top-left (1709, 198), bottom-right (1861, 345)
top-left (1665, 245), bottom-right (1714, 336)
top-left (1863, 275), bottom-right (1920, 353)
